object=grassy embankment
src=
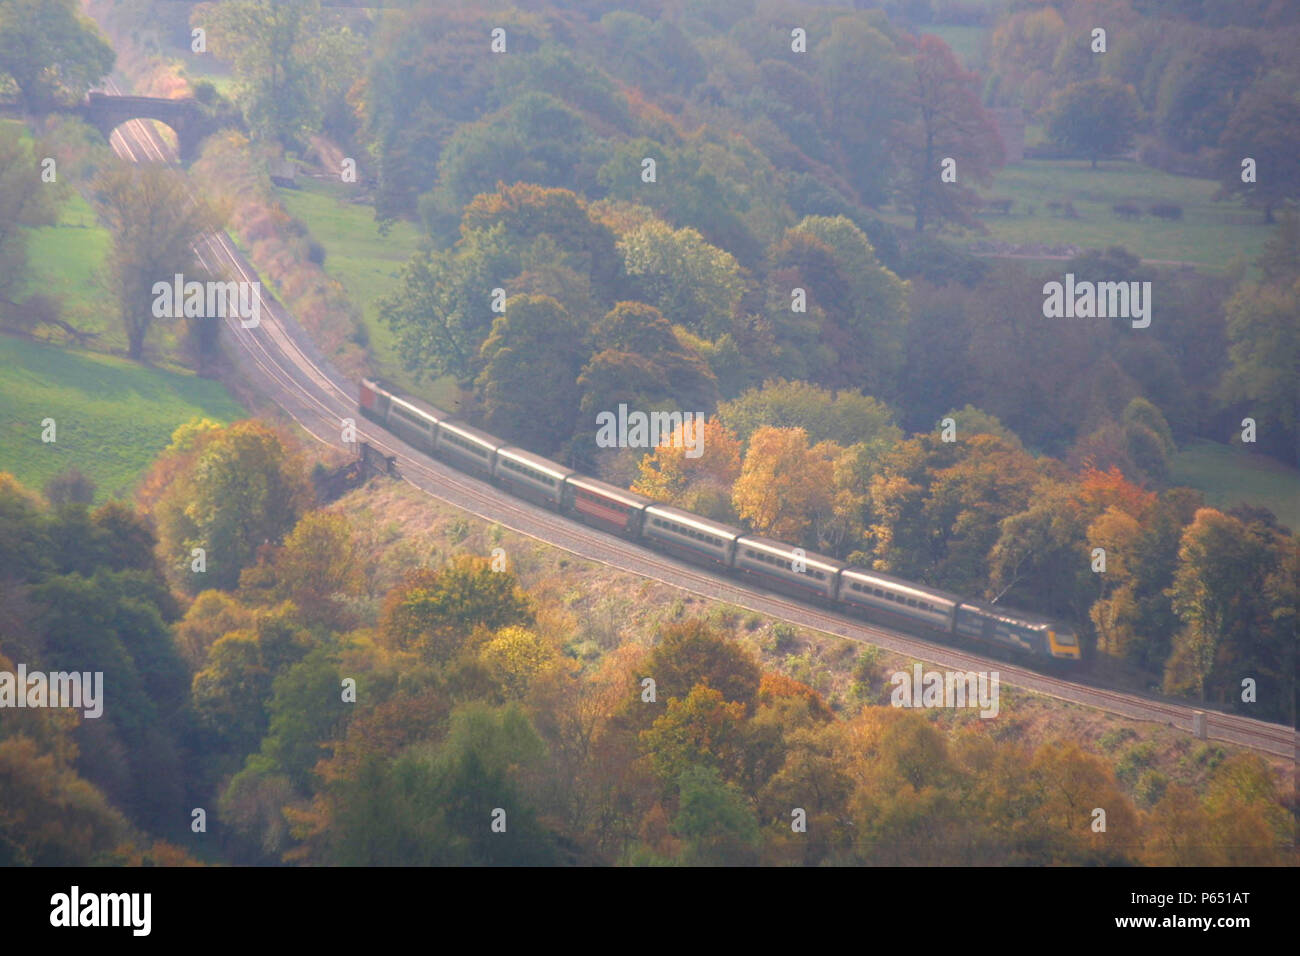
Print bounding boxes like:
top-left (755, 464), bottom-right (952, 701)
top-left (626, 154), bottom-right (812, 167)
top-left (274, 178), bottom-right (461, 407)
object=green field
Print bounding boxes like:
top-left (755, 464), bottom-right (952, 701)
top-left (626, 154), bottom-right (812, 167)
top-left (274, 179), bottom-right (460, 405)
top-left (1170, 439), bottom-right (1300, 531)
top-left (23, 190), bottom-right (117, 348)
top-left (0, 336), bottom-right (245, 501)
top-left (967, 160), bottom-right (1268, 269)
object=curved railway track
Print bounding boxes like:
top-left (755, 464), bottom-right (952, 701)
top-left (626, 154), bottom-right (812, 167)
top-left (102, 91), bottom-right (1296, 760)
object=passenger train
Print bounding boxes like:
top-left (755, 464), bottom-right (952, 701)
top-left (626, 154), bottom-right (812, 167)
top-left (359, 379), bottom-right (1083, 665)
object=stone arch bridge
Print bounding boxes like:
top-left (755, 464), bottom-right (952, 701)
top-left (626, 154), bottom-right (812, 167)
top-left (78, 92), bottom-right (237, 162)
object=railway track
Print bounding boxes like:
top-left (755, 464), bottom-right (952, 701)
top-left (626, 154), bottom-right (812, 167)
top-left (101, 91), bottom-right (1297, 761)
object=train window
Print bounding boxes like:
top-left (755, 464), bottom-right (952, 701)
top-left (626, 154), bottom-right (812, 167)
top-left (907, 598), bottom-right (917, 608)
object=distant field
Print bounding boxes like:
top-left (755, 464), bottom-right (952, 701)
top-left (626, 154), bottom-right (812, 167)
top-left (968, 160), bottom-right (1268, 269)
top-left (1170, 439), bottom-right (1300, 531)
top-left (0, 336), bottom-right (245, 501)
top-left (275, 179), bottom-right (461, 406)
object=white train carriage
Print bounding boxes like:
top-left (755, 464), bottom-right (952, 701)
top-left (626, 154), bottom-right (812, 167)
top-left (733, 535), bottom-right (844, 600)
top-left (493, 446), bottom-right (574, 508)
top-left (838, 567), bottom-right (959, 631)
top-left (385, 394), bottom-right (443, 455)
top-left (641, 504), bottom-right (741, 567)
top-left (563, 474), bottom-right (653, 536)
top-left (434, 419), bottom-right (500, 476)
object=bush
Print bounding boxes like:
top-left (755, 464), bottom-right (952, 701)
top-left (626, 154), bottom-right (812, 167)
top-left (1135, 769), bottom-right (1168, 806)
top-left (1098, 727), bottom-right (1138, 752)
top-left (44, 467), bottom-right (96, 506)
top-left (1148, 203), bottom-right (1183, 220)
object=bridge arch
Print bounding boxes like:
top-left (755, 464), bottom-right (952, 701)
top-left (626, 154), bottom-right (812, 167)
top-left (78, 92), bottom-right (229, 163)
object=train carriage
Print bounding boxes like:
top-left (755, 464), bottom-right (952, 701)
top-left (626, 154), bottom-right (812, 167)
top-left (641, 504), bottom-right (741, 568)
top-left (733, 535), bottom-right (844, 600)
top-left (434, 419), bottom-right (501, 477)
top-left (493, 446), bottom-right (574, 508)
top-left (839, 567), bottom-right (959, 632)
top-left (563, 474), bottom-right (652, 536)
top-left (360, 380), bottom-right (446, 456)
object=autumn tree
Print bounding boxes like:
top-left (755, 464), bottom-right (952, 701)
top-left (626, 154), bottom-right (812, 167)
top-left (868, 434), bottom-right (1042, 593)
top-left (732, 426), bottom-right (838, 544)
top-left (632, 418), bottom-right (742, 520)
top-left (633, 618), bottom-right (762, 722)
top-left (577, 301), bottom-right (719, 456)
top-left (244, 510), bottom-right (366, 632)
top-left (379, 556), bottom-right (533, 664)
top-left (891, 34), bottom-right (1004, 233)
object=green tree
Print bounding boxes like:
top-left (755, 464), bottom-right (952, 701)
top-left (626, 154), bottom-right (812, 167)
top-left (199, 0), bottom-right (333, 146)
top-left (0, 0), bottom-right (114, 113)
top-left (1155, 30), bottom-right (1261, 152)
top-left (814, 16), bottom-right (908, 207)
top-left (1216, 76), bottom-right (1300, 223)
top-left (90, 161), bottom-right (220, 361)
top-left (1165, 509), bottom-right (1277, 702)
top-left (0, 126), bottom-right (58, 333)
top-left (152, 421), bottom-right (311, 591)
top-left (616, 219), bottom-right (745, 340)
top-left (1219, 277), bottom-right (1299, 465)
top-left (784, 216), bottom-right (909, 398)
top-left (475, 294), bottom-right (586, 454)
top-left (1046, 78), bottom-right (1142, 168)
top-left (719, 379), bottom-right (900, 448)
top-left (671, 764), bottom-right (760, 866)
